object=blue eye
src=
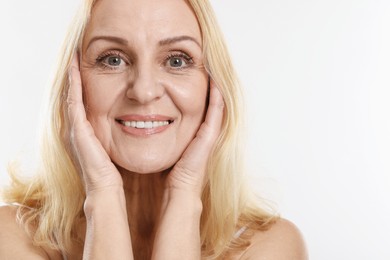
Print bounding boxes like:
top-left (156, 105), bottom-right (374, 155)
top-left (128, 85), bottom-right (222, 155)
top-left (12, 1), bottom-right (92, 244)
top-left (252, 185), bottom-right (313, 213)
top-left (107, 56), bottom-right (122, 66)
top-left (96, 51), bottom-right (127, 70)
top-left (165, 53), bottom-right (193, 69)
top-left (169, 57), bottom-right (184, 67)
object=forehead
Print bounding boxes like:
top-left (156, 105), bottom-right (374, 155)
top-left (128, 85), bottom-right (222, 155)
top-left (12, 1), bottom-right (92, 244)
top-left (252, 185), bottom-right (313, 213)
top-left (84, 0), bottom-right (201, 45)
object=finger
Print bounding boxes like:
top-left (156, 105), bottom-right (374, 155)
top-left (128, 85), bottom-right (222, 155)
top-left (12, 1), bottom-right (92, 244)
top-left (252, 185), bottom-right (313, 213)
top-left (189, 80), bottom-right (224, 151)
top-left (67, 54), bottom-right (94, 153)
top-left (202, 80), bottom-right (225, 143)
top-left (67, 54), bottom-right (87, 126)
top-left (67, 54), bottom-right (112, 173)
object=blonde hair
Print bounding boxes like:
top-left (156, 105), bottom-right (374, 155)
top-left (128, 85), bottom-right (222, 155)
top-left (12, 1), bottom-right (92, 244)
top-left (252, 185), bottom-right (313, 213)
top-left (2, 0), bottom-right (277, 259)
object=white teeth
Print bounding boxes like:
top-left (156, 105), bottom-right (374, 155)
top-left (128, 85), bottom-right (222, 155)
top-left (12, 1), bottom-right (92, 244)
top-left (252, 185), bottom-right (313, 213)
top-left (120, 120), bottom-right (171, 129)
top-left (136, 121), bottom-right (145, 128)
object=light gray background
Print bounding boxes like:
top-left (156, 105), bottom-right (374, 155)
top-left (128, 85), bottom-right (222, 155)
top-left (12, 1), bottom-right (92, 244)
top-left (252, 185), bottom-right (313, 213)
top-left (1, 1), bottom-right (389, 259)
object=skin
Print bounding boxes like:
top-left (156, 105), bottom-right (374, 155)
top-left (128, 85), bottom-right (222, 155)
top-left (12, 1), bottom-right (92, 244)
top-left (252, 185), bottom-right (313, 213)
top-left (0, 206), bottom-right (308, 259)
top-left (80, 0), bottom-right (209, 175)
top-left (70, 0), bottom-right (223, 258)
top-left (78, 2), bottom-right (211, 256)
top-left (0, 0), bottom-right (308, 259)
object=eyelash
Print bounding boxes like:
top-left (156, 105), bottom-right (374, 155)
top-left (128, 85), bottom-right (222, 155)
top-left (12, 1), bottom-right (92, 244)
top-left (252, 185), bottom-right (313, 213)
top-left (95, 50), bottom-right (194, 71)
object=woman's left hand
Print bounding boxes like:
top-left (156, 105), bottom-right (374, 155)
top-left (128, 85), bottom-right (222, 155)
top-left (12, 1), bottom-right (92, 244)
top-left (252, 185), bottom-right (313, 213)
top-left (166, 80), bottom-right (225, 197)
top-left (152, 80), bottom-right (224, 260)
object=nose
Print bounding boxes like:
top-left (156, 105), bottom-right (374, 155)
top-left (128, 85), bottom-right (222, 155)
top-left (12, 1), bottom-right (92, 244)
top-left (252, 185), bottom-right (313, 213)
top-left (126, 64), bottom-right (164, 104)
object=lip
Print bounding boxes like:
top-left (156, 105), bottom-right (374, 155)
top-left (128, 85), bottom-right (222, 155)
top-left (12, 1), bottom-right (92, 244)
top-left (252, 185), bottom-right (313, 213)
top-left (116, 114), bottom-right (174, 121)
top-left (115, 114), bottom-right (174, 137)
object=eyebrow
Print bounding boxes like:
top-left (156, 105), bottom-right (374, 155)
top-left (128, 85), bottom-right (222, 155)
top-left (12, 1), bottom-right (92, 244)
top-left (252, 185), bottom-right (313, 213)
top-left (86, 36), bottom-right (128, 50)
top-left (159, 35), bottom-right (201, 48)
top-left (85, 35), bottom-right (201, 51)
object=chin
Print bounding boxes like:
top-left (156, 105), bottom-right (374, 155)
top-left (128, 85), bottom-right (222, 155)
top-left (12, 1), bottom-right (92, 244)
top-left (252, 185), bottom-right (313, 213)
top-left (114, 159), bottom-right (176, 175)
top-left (108, 142), bottom-right (184, 175)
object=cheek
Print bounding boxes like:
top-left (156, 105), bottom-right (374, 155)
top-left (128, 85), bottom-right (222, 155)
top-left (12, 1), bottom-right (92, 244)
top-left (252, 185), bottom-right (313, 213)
top-left (166, 73), bottom-right (209, 117)
top-left (81, 71), bottom-right (127, 143)
top-left (81, 71), bottom-right (127, 115)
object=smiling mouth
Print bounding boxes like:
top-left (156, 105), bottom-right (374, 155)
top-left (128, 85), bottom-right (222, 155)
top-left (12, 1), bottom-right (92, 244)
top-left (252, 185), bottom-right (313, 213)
top-left (116, 120), bottom-right (174, 129)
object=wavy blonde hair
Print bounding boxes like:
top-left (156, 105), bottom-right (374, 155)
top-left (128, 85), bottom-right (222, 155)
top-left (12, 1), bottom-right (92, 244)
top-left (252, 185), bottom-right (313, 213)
top-left (2, 0), bottom-right (277, 259)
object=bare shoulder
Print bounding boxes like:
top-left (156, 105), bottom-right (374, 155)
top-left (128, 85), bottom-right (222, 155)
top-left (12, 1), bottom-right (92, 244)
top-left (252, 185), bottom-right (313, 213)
top-left (241, 218), bottom-right (308, 260)
top-left (0, 205), bottom-right (61, 260)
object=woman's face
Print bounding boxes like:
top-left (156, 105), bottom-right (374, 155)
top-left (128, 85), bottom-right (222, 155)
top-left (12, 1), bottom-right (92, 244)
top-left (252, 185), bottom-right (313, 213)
top-left (80, 0), bottom-right (208, 174)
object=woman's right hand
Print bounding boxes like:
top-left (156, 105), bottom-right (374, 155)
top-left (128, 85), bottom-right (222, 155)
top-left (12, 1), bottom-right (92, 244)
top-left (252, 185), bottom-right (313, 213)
top-left (68, 54), bottom-right (133, 260)
top-left (67, 54), bottom-right (123, 194)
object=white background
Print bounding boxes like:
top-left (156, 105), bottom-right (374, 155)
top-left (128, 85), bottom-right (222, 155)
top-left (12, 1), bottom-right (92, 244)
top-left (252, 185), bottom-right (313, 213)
top-left (1, 1), bottom-right (389, 259)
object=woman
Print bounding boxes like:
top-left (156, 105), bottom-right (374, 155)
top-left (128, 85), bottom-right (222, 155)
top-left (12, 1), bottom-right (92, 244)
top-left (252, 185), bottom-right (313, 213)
top-left (0, 0), bottom-right (307, 259)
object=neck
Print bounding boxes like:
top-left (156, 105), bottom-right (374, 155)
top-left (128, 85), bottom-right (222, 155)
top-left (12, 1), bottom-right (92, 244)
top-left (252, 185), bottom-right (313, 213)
top-left (120, 168), bottom-right (169, 259)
